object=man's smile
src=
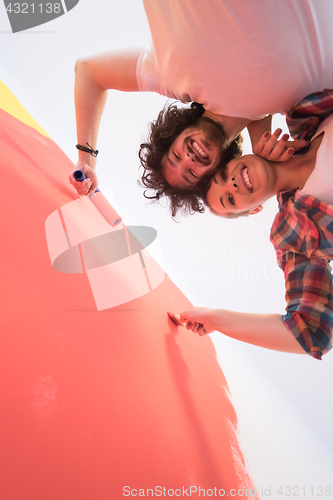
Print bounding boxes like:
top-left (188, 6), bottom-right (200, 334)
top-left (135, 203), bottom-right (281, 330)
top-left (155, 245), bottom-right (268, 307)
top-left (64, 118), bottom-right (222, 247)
top-left (190, 139), bottom-right (209, 160)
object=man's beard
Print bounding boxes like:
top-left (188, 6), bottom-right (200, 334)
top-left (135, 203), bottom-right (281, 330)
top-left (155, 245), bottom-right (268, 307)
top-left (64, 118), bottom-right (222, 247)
top-left (194, 116), bottom-right (228, 149)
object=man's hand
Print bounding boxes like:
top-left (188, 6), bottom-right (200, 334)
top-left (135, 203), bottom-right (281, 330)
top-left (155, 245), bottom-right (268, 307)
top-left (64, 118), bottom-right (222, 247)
top-left (179, 307), bottom-right (216, 336)
top-left (69, 161), bottom-right (98, 196)
top-left (254, 128), bottom-right (307, 162)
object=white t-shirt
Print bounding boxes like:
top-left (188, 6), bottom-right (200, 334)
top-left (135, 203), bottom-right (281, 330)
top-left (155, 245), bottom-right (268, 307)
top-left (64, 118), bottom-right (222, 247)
top-left (137, 0), bottom-right (333, 120)
top-left (301, 114), bottom-right (333, 206)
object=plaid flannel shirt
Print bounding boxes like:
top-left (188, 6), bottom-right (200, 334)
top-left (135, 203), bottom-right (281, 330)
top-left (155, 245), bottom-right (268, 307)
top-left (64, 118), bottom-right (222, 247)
top-left (287, 88), bottom-right (333, 143)
top-left (270, 90), bottom-right (333, 359)
top-left (270, 191), bottom-right (333, 360)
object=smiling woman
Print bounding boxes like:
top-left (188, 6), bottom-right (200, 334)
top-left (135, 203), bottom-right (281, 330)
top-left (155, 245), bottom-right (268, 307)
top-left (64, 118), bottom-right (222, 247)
top-left (205, 137), bottom-right (318, 218)
top-left (179, 112), bottom-right (333, 361)
top-left (206, 155), bottom-right (275, 217)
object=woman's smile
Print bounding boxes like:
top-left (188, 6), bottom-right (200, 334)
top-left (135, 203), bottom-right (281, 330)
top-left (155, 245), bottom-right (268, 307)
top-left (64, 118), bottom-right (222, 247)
top-left (206, 154), bottom-right (277, 216)
top-left (241, 166), bottom-right (253, 192)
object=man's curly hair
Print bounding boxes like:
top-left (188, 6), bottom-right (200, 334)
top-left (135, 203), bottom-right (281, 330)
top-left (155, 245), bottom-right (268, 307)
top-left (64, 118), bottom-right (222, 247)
top-left (138, 101), bottom-right (243, 218)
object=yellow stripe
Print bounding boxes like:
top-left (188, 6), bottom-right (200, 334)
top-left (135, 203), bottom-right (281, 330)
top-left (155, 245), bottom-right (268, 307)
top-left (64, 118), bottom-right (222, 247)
top-left (0, 80), bottom-right (50, 137)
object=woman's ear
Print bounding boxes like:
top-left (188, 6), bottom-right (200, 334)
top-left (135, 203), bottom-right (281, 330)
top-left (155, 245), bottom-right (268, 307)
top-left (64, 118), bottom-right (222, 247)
top-left (249, 205), bottom-right (263, 215)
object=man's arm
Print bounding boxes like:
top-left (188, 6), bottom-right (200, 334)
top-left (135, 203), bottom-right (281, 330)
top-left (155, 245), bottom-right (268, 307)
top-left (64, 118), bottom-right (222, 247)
top-left (70, 49), bottom-right (143, 195)
top-left (247, 115), bottom-right (273, 148)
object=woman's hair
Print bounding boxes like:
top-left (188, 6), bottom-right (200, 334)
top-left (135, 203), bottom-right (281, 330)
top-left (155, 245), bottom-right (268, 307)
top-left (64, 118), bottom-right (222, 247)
top-left (138, 101), bottom-right (243, 218)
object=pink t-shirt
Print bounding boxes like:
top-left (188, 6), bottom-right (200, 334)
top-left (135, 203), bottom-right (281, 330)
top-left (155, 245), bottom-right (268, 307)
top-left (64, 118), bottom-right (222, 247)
top-left (137, 0), bottom-right (333, 120)
top-left (301, 114), bottom-right (333, 206)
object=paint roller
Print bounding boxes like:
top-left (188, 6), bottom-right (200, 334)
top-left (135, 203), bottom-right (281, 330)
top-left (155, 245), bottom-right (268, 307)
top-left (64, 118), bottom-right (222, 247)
top-left (73, 170), bottom-right (122, 226)
top-left (74, 171), bottom-right (205, 329)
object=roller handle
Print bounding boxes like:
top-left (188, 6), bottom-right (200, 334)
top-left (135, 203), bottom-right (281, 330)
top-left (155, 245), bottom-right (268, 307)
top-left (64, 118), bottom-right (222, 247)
top-left (73, 170), bottom-right (100, 193)
top-left (72, 170), bottom-right (122, 226)
top-left (73, 169), bottom-right (86, 182)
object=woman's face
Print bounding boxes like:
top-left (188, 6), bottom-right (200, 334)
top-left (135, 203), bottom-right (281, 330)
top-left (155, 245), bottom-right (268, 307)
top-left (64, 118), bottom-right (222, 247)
top-left (206, 154), bottom-right (277, 216)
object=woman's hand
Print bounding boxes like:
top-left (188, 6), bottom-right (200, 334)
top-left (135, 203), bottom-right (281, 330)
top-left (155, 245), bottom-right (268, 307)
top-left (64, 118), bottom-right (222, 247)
top-left (254, 129), bottom-right (307, 162)
top-left (179, 307), bottom-right (217, 336)
top-left (69, 161), bottom-right (99, 196)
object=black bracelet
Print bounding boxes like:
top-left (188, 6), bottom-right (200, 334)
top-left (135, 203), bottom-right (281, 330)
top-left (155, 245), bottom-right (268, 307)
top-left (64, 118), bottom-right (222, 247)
top-left (76, 142), bottom-right (99, 157)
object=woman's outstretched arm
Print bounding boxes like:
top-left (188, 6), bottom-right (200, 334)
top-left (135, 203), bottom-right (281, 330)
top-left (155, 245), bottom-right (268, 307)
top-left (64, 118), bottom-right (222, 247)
top-left (179, 307), bottom-right (305, 354)
top-left (70, 49), bottom-right (142, 195)
top-left (179, 254), bottom-right (333, 359)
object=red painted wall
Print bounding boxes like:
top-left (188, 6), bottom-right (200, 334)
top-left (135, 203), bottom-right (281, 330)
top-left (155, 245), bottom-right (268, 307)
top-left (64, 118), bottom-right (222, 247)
top-left (0, 107), bottom-right (258, 499)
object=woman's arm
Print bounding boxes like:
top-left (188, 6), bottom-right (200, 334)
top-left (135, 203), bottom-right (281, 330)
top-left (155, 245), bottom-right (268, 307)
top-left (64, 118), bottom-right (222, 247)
top-left (224, 114), bottom-right (307, 161)
top-left (70, 49), bottom-right (143, 195)
top-left (179, 254), bottom-right (333, 359)
top-left (248, 116), bottom-right (307, 161)
top-left (281, 253), bottom-right (333, 360)
top-left (179, 307), bottom-right (304, 354)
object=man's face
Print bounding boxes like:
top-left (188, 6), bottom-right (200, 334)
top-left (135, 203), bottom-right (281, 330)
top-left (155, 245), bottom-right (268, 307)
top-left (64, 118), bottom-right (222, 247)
top-left (162, 117), bottom-right (226, 188)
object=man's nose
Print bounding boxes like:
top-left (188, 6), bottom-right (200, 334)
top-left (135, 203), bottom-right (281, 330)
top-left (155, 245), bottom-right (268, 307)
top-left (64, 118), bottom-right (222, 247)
top-left (184, 151), bottom-right (196, 164)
